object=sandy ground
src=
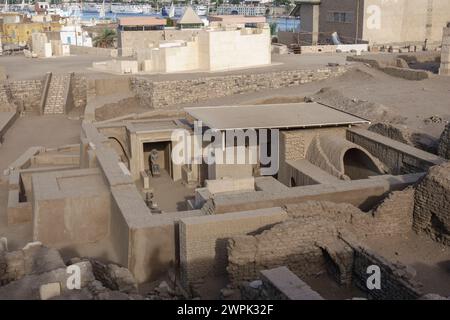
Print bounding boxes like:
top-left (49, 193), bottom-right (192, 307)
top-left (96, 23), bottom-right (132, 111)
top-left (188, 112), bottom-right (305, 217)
top-left (0, 52), bottom-right (350, 81)
top-left (1, 52), bottom-right (450, 298)
top-left (140, 170), bottom-right (196, 212)
top-left (0, 115), bottom-right (81, 175)
top-left (364, 231), bottom-right (450, 297)
top-left (0, 54), bottom-right (109, 80)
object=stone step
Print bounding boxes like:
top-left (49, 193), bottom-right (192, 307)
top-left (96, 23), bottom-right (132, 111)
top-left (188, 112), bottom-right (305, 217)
top-left (43, 74), bottom-right (71, 115)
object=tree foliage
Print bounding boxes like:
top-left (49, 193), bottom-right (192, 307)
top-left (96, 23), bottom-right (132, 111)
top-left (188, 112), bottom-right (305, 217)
top-left (93, 29), bottom-right (117, 48)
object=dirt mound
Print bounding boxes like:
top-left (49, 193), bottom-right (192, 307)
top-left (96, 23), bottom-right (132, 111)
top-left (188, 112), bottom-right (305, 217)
top-left (335, 67), bottom-right (376, 82)
top-left (369, 122), bottom-right (438, 154)
top-left (95, 97), bottom-right (148, 121)
top-left (307, 87), bottom-right (405, 124)
top-left (245, 96), bottom-right (306, 105)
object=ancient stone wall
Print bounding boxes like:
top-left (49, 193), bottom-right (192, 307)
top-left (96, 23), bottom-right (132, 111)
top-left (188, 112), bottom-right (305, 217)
top-left (227, 194), bottom-right (415, 284)
top-left (71, 74), bottom-right (87, 111)
top-left (178, 207), bottom-right (288, 289)
top-left (131, 66), bottom-right (348, 109)
top-left (369, 122), bottom-right (435, 153)
top-left (0, 80), bottom-right (43, 113)
top-left (226, 203), bottom-right (348, 284)
top-left (350, 244), bottom-right (422, 300)
top-left (370, 188), bottom-right (415, 235)
top-left (413, 163), bottom-right (450, 245)
top-left (369, 123), bottom-right (414, 146)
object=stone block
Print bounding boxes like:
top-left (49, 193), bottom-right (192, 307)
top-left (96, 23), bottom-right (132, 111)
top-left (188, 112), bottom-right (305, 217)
top-left (39, 282), bottom-right (61, 300)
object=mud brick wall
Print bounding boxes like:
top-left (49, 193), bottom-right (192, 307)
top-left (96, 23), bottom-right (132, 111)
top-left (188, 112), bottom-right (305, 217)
top-left (413, 163), bottom-right (450, 246)
top-left (438, 123), bottom-right (450, 160)
top-left (227, 202), bottom-right (362, 284)
top-left (131, 66), bottom-right (348, 109)
top-left (178, 207), bottom-right (287, 289)
top-left (351, 245), bottom-right (422, 300)
top-left (370, 188), bottom-right (415, 236)
top-left (0, 80), bottom-right (43, 113)
top-left (227, 196), bottom-right (416, 285)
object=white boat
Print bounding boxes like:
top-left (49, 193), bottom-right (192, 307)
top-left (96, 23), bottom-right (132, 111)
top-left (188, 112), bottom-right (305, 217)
top-left (194, 5), bottom-right (207, 16)
top-left (111, 4), bottom-right (143, 14)
top-left (168, 2), bottom-right (175, 18)
top-left (2, 0), bottom-right (9, 13)
top-left (66, 4), bottom-right (82, 17)
top-left (83, 2), bottom-right (101, 13)
top-left (141, 4), bottom-right (154, 14)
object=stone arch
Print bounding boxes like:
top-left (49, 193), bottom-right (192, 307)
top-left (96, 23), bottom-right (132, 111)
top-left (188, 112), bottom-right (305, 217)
top-left (107, 137), bottom-right (130, 164)
top-left (306, 134), bottom-right (385, 180)
top-left (342, 148), bottom-right (383, 180)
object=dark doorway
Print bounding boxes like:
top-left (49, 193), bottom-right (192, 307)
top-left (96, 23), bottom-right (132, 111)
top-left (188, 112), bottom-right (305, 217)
top-left (343, 148), bottom-right (381, 180)
top-left (143, 141), bottom-right (172, 178)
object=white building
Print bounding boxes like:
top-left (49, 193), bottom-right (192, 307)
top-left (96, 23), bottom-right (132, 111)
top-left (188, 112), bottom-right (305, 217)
top-left (60, 25), bottom-right (92, 47)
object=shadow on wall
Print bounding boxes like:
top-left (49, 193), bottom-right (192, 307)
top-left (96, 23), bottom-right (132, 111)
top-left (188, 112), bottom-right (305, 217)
top-left (343, 148), bottom-right (383, 180)
top-left (409, 261), bottom-right (450, 297)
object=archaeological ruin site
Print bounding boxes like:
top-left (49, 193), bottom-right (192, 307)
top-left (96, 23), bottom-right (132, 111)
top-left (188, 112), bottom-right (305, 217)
top-left (0, 2), bottom-right (450, 304)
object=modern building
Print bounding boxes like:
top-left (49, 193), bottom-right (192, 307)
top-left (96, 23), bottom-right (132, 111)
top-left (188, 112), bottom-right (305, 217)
top-left (117, 16), bottom-right (168, 56)
top-left (1, 20), bottom-right (61, 46)
top-left (117, 17), bottom-right (167, 32)
top-left (208, 15), bottom-right (266, 28)
top-left (98, 21), bottom-right (271, 74)
top-left (216, 4), bottom-right (267, 16)
top-left (287, 0), bottom-right (450, 46)
top-left (59, 25), bottom-right (92, 47)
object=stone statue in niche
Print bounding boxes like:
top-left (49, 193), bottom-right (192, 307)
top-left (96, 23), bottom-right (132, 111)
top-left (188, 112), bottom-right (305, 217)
top-left (149, 149), bottom-right (160, 177)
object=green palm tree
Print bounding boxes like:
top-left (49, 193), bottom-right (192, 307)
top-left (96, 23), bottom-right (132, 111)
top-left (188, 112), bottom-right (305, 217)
top-left (93, 29), bottom-right (117, 48)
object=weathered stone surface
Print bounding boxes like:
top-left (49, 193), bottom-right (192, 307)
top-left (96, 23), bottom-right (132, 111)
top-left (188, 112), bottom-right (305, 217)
top-left (0, 79), bottom-right (43, 113)
top-left (349, 242), bottom-right (422, 300)
top-left (0, 261), bottom-right (94, 299)
top-left (131, 67), bottom-right (348, 109)
top-left (39, 282), bottom-right (61, 300)
top-left (0, 242), bottom-right (65, 285)
top-left (89, 259), bottom-right (138, 294)
top-left (227, 196), bottom-right (415, 284)
top-left (413, 162), bottom-right (450, 245)
top-left (438, 123), bottom-right (450, 159)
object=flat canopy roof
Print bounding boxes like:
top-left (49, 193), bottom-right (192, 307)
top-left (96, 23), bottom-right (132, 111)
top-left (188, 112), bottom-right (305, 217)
top-left (118, 17), bottom-right (167, 26)
top-left (185, 103), bottom-right (370, 130)
top-left (208, 15), bottom-right (266, 23)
